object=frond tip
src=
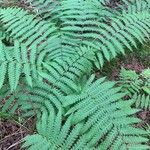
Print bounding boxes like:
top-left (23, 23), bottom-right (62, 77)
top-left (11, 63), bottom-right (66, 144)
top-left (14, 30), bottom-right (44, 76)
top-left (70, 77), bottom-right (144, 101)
top-left (22, 111), bottom-right (89, 150)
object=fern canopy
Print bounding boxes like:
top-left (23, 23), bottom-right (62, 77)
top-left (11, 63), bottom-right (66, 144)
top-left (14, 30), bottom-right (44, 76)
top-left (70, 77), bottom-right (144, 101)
top-left (0, 0), bottom-right (150, 150)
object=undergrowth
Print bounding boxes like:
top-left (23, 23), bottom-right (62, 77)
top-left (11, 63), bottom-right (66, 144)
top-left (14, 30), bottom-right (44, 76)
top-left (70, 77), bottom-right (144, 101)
top-left (0, 0), bottom-right (150, 149)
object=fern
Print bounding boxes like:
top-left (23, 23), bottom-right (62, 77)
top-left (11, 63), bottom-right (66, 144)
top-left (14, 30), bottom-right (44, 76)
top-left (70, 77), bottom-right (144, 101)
top-left (0, 79), bottom-right (63, 117)
top-left (23, 111), bottom-right (91, 150)
top-left (23, 77), bottom-right (149, 150)
top-left (1, 1), bottom-right (150, 66)
top-left (26, 0), bottom-right (59, 20)
top-left (119, 68), bottom-right (150, 110)
top-left (0, 7), bottom-right (57, 49)
top-left (0, 0), bottom-right (150, 149)
top-left (0, 46), bottom-right (95, 116)
top-left (26, 0), bottom-right (150, 68)
top-left (52, 0), bottom-right (150, 68)
top-left (119, 0), bottom-right (150, 14)
top-left (133, 93), bottom-right (150, 110)
top-left (64, 76), bottom-right (149, 149)
top-left (0, 39), bottom-right (34, 90)
top-left (0, 39), bottom-right (94, 91)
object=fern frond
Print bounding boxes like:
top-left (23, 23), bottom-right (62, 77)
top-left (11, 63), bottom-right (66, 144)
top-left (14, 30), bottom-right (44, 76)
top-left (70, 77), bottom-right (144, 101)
top-left (0, 35), bottom-right (65, 90)
top-left (0, 7), bottom-right (57, 50)
top-left (1, 2), bottom-right (149, 69)
top-left (26, 0), bottom-right (59, 20)
top-left (119, 67), bottom-right (142, 95)
top-left (54, 0), bottom-right (150, 68)
top-left (119, 68), bottom-right (150, 110)
top-left (0, 39), bottom-right (35, 90)
top-left (0, 79), bottom-right (63, 117)
top-left (0, 1), bottom-right (150, 149)
top-left (63, 76), bottom-right (149, 149)
top-left (120, 0), bottom-right (150, 14)
top-left (39, 46), bottom-right (95, 94)
top-left (133, 93), bottom-right (150, 110)
top-left (22, 111), bottom-right (90, 150)
top-left (0, 45), bottom-right (95, 117)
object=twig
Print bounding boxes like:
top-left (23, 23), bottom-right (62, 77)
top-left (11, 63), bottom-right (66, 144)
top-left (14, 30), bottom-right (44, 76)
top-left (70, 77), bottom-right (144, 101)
top-left (6, 139), bottom-right (22, 150)
top-left (0, 131), bottom-right (26, 143)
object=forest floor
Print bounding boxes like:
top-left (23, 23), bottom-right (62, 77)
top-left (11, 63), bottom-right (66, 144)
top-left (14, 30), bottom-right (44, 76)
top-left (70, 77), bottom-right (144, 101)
top-left (0, 116), bottom-right (35, 150)
top-left (0, 0), bottom-right (150, 149)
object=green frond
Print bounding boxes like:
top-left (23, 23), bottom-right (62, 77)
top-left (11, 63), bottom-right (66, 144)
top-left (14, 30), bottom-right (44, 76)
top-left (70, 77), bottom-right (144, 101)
top-left (1, 1), bottom-right (149, 68)
top-left (53, 0), bottom-right (150, 68)
top-left (119, 67), bottom-right (142, 95)
top-left (0, 39), bottom-right (33, 90)
top-left (0, 7), bottom-right (57, 49)
top-left (39, 46), bottom-right (95, 94)
top-left (120, 0), bottom-right (150, 14)
top-left (119, 68), bottom-right (150, 110)
top-left (63, 76), bottom-right (149, 149)
top-left (23, 111), bottom-right (90, 150)
top-left (133, 93), bottom-right (150, 110)
top-left (0, 36), bottom-right (66, 90)
top-left (26, 0), bottom-right (59, 20)
top-left (0, 46), bottom-right (94, 117)
top-left (0, 79), bottom-right (63, 117)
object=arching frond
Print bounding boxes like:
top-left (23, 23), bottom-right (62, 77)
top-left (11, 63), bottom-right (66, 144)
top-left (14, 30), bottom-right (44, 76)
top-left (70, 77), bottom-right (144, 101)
top-left (63, 76), bottom-right (149, 149)
top-left (53, 0), bottom-right (150, 68)
top-left (22, 111), bottom-right (90, 150)
top-left (0, 38), bottom-right (62, 90)
top-left (0, 79), bottom-right (63, 117)
top-left (0, 7), bottom-right (57, 50)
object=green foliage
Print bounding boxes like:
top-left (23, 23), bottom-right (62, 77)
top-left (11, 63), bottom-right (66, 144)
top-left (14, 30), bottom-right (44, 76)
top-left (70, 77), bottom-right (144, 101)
top-left (119, 68), bottom-right (150, 110)
top-left (64, 76), bottom-right (149, 149)
top-left (138, 43), bottom-right (150, 67)
top-left (23, 111), bottom-right (90, 150)
top-left (22, 0), bottom-right (150, 68)
top-left (22, 76), bottom-right (149, 150)
top-left (0, 0), bottom-right (150, 149)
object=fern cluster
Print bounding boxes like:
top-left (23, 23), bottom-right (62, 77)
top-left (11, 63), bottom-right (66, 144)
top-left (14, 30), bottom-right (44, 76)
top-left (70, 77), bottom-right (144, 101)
top-left (0, 0), bottom-right (150, 149)
top-left (119, 68), bottom-right (150, 110)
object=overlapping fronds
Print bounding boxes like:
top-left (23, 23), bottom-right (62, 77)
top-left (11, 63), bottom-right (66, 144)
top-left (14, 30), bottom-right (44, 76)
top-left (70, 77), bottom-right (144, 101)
top-left (53, 0), bottom-right (150, 68)
top-left (0, 45), bottom-right (95, 116)
top-left (1, 2), bottom-right (150, 67)
top-left (0, 79), bottom-right (63, 117)
top-left (0, 39), bottom-right (34, 89)
top-left (119, 0), bottom-right (150, 14)
top-left (0, 7), bottom-right (57, 49)
top-left (26, 0), bottom-right (150, 68)
top-left (0, 37), bottom-right (62, 90)
top-left (26, 0), bottom-right (59, 20)
top-left (39, 46), bottom-right (95, 94)
top-left (133, 93), bottom-right (150, 110)
top-left (23, 102), bottom-right (149, 150)
top-left (0, 0), bottom-right (150, 149)
top-left (62, 76), bottom-right (149, 149)
top-left (23, 111), bottom-right (91, 150)
top-left (119, 68), bottom-right (150, 110)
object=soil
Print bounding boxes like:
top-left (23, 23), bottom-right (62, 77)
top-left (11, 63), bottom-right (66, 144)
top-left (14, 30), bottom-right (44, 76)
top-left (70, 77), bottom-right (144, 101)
top-left (0, 117), bottom-right (35, 150)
